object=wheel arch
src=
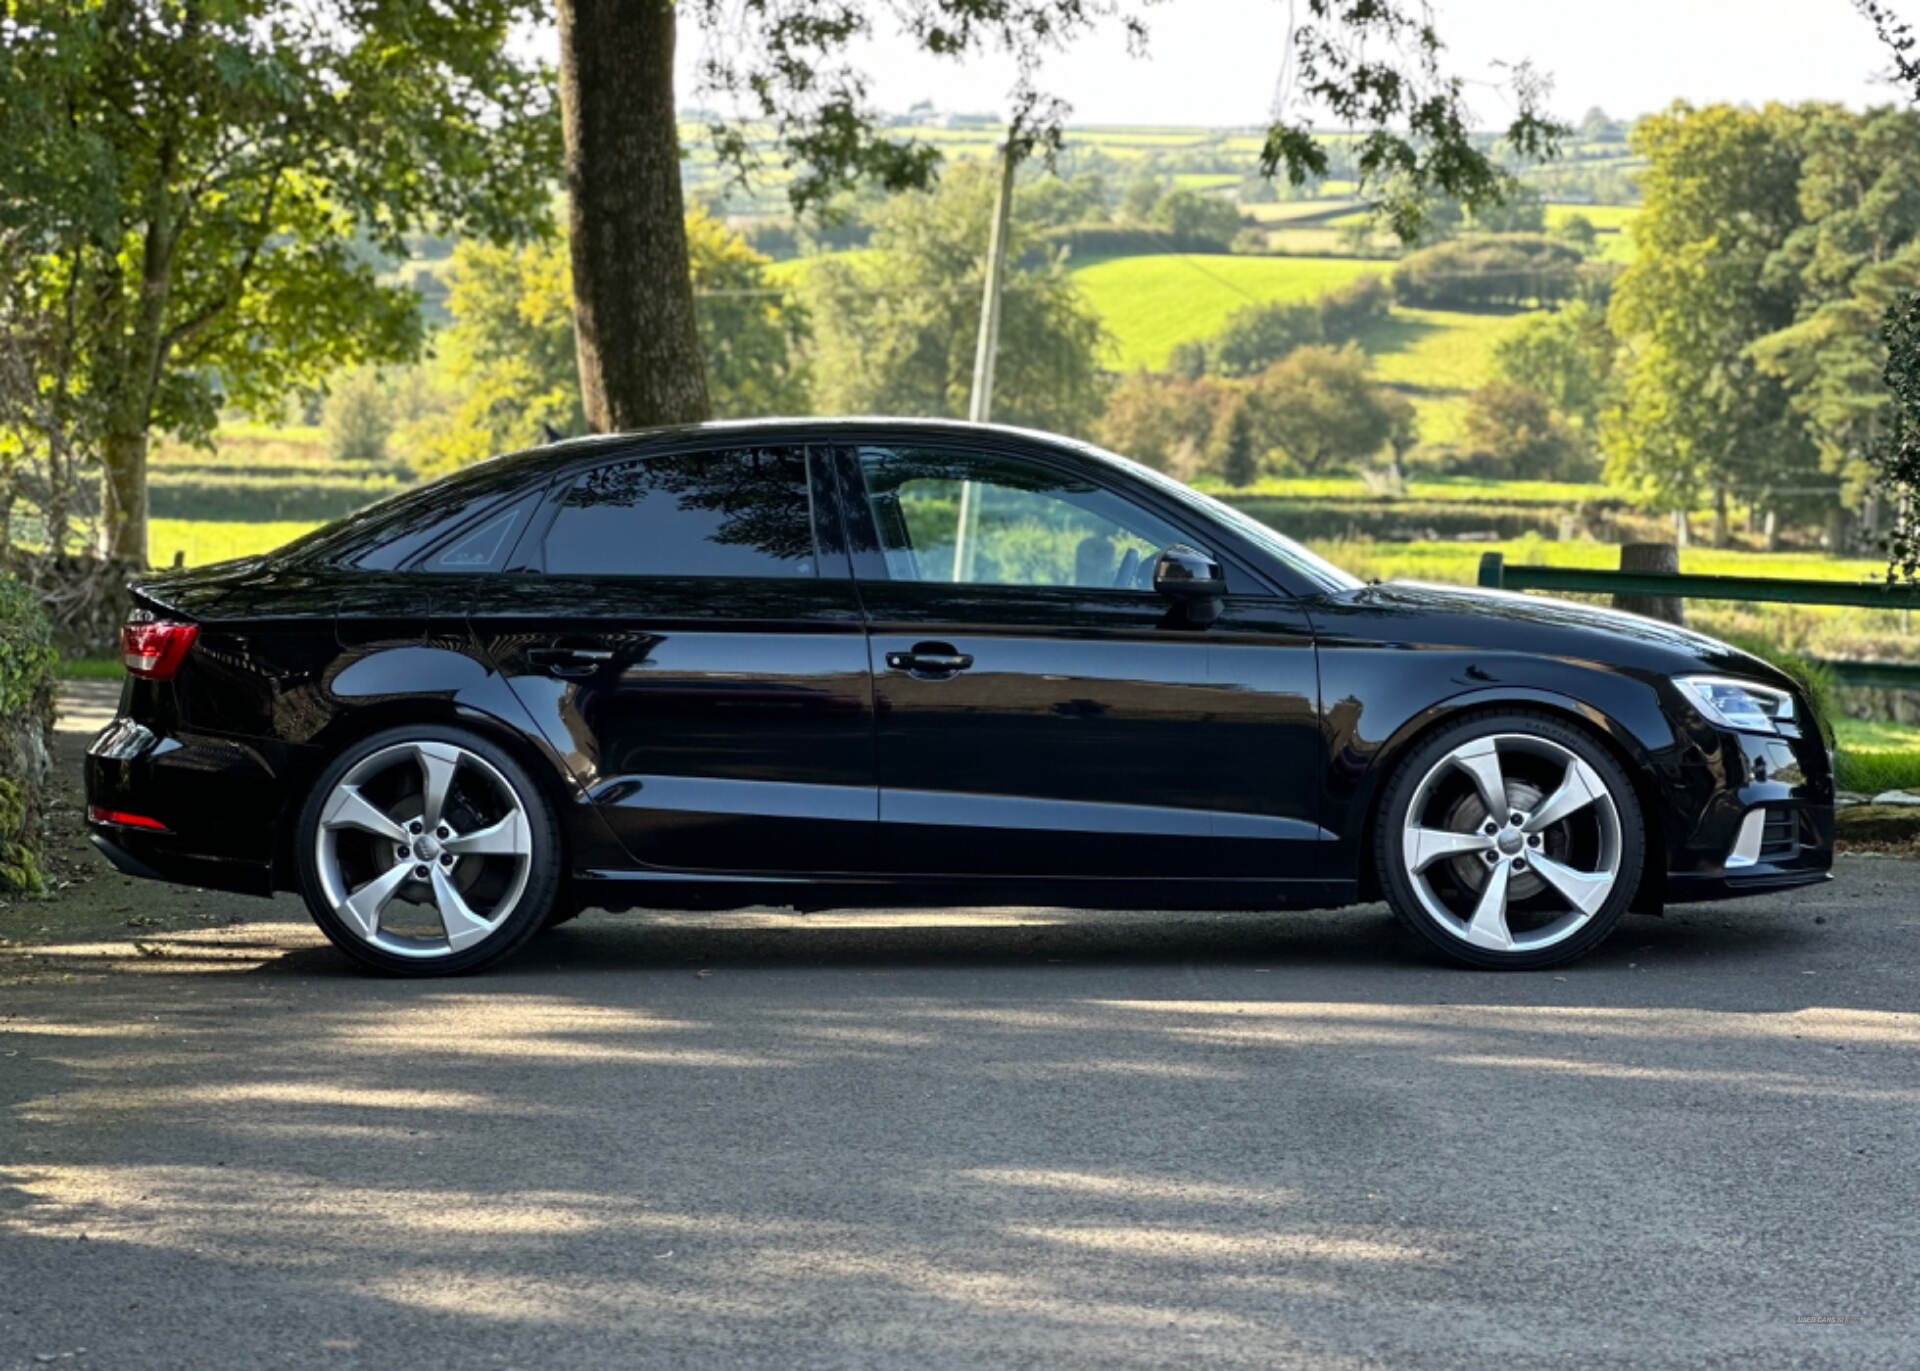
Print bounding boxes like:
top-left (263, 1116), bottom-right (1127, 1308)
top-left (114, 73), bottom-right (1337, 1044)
top-left (270, 697), bottom-right (583, 891)
top-left (1347, 687), bottom-right (1668, 912)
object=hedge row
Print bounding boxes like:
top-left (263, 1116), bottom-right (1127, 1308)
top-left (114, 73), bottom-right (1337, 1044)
top-left (1025, 224), bottom-right (1232, 264)
top-left (1221, 495), bottom-right (1605, 542)
top-left (149, 471), bottom-right (409, 522)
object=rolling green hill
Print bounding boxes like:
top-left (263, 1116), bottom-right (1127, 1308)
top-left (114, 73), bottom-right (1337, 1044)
top-left (1353, 307), bottom-right (1519, 444)
top-left (1067, 254), bottom-right (1386, 370)
top-left (1065, 252), bottom-right (1523, 445)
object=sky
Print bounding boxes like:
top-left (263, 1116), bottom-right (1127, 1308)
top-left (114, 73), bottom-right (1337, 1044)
top-left (674, 0), bottom-right (1919, 130)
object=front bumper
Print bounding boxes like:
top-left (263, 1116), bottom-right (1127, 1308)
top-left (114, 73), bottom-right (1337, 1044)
top-left (1655, 714), bottom-right (1834, 906)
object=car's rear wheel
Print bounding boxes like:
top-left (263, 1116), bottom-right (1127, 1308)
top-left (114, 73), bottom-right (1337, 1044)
top-left (295, 725), bottom-right (561, 975)
top-left (1376, 711), bottom-right (1645, 969)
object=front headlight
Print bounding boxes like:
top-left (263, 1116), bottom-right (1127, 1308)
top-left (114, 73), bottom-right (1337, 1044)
top-left (1674, 675), bottom-right (1797, 735)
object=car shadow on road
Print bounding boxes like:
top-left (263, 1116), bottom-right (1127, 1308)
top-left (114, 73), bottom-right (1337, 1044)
top-left (220, 898), bottom-right (1836, 1007)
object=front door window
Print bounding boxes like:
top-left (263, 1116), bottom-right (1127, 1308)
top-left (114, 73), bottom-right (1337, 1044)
top-left (855, 447), bottom-right (1185, 590)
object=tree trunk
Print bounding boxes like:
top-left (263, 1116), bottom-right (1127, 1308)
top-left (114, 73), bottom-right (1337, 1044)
top-left (1763, 507), bottom-right (1778, 552)
top-left (97, 167), bottom-right (178, 565)
top-left (1671, 507), bottom-right (1690, 548)
top-left (1614, 542), bottom-right (1686, 626)
top-left (557, 0), bottom-right (709, 431)
top-left (99, 424), bottom-right (149, 561)
top-left (1711, 485), bottom-right (1728, 548)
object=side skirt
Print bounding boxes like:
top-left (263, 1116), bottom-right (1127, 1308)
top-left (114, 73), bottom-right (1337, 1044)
top-left (572, 869), bottom-right (1359, 916)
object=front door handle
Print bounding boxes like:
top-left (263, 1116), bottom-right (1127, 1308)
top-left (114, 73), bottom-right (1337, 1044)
top-left (885, 642), bottom-right (974, 678)
top-left (529, 644), bottom-right (615, 677)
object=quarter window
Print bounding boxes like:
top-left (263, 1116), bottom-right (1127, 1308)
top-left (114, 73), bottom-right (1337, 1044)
top-left (542, 448), bottom-right (817, 578)
top-left (417, 491), bottom-right (543, 573)
top-left (854, 446), bottom-right (1185, 590)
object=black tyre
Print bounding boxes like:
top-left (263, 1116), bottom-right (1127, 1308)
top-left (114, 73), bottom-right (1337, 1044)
top-left (1374, 710), bottom-right (1646, 970)
top-left (294, 724), bottom-right (562, 975)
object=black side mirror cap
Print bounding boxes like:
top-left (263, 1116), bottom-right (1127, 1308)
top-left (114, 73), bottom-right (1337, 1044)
top-left (1153, 544), bottom-right (1226, 597)
top-left (1153, 544), bottom-right (1226, 624)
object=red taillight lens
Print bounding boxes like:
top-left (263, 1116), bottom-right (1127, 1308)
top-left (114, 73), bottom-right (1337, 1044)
top-left (87, 806), bottom-right (169, 831)
top-left (122, 620), bottom-right (198, 679)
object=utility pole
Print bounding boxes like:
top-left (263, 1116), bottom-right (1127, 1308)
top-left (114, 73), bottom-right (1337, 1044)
top-left (957, 123), bottom-right (1022, 581)
top-left (967, 129), bottom-right (1021, 424)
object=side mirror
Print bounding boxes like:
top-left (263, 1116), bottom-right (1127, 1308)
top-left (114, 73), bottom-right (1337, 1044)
top-left (1153, 544), bottom-right (1226, 624)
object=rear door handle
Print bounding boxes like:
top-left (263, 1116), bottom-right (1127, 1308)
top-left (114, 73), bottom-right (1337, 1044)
top-left (885, 642), bottom-right (974, 677)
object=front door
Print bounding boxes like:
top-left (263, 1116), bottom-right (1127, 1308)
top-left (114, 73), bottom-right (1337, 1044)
top-left (835, 440), bottom-right (1323, 880)
top-left (470, 443), bottom-right (876, 874)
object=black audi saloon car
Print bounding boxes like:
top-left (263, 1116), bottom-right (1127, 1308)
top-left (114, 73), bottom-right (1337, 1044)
top-left (86, 418), bottom-right (1834, 974)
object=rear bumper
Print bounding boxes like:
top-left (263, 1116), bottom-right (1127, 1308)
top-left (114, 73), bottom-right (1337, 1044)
top-left (85, 715), bottom-right (290, 898)
top-left (88, 829), bottom-right (273, 896)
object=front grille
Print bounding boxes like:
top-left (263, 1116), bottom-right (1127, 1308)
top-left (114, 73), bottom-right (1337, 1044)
top-left (1759, 809), bottom-right (1799, 862)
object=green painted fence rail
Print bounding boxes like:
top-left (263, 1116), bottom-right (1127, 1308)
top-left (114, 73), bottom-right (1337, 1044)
top-left (1476, 551), bottom-right (1920, 690)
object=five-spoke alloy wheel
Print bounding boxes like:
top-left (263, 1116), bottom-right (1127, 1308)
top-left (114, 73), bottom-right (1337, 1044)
top-left (1377, 712), bottom-right (1645, 969)
top-left (296, 725), bottom-right (559, 975)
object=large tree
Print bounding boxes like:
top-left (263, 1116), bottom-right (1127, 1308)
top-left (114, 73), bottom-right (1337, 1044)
top-left (1602, 103), bottom-right (1817, 540)
top-left (0, 0), bottom-right (560, 561)
top-left (556, 0), bottom-right (1566, 433)
top-left (1749, 105), bottom-right (1920, 509)
top-left (1853, 1), bottom-right (1920, 572)
top-left (1491, 299), bottom-right (1615, 429)
top-left (1243, 343), bottom-right (1399, 476)
top-left (407, 207), bottom-right (808, 472)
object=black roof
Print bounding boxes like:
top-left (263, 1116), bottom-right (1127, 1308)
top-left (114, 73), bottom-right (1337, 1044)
top-left (503, 415), bottom-right (1105, 463)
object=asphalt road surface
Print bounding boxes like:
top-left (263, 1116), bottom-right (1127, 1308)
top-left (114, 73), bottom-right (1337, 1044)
top-left (4, 685), bottom-right (1918, 1370)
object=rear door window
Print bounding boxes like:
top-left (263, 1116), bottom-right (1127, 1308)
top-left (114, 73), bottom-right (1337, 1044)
top-left (541, 447), bottom-right (818, 578)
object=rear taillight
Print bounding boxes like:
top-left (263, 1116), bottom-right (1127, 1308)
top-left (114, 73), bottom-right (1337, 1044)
top-left (122, 620), bottom-right (198, 679)
top-left (87, 806), bottom-right (169, 831)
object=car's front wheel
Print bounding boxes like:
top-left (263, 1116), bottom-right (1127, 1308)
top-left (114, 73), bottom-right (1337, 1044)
top-left (1376, 712), bottom-right (1645, 970)
top-left (295, 725), bottom-right (561, 975)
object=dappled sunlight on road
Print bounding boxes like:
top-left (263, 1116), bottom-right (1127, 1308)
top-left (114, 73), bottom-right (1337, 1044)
top-left (1006, 1224), bottom-right (1433, 1264)
top-left (5, 890), bottom-right (1920, 1368)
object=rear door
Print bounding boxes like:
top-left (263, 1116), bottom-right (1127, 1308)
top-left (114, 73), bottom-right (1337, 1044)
top-left (833, 438), bottom-right (1324, 880)
top-left (470, 442), bottom-right (876, 874)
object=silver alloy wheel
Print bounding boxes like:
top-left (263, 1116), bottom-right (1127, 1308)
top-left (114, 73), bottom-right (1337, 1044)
top-left (314, 740), bottom-right (533, 960)
top-left (1399, 733), bottom-right (1622, 954)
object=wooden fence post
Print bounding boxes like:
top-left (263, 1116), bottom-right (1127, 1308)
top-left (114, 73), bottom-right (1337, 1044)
top-left (1614, 543), bottom-right (1686, 625)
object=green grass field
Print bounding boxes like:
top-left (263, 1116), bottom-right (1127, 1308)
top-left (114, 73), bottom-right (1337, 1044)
top-left (1303, 534), bottom-right (1920, 670)
top-left (1345, 306), bottom-right (1521, 445)
top-left (1243, 200), bottom-right (1362, 224)
top-left (1202, 475), bottom-right (1615, 504)
top-left (148, 518), bottom-right (323, 567)
top-left (1069, 253), bottom-right (1386, 370)
top-left (1304, 535), bottom-right (1892, 587)
top-left (1543, 203), bottom-right (1637, 232)
top-left (1061, 250), bottom-right (1537, 446)
top-left (1166, 173), bottom-right (1240, 192)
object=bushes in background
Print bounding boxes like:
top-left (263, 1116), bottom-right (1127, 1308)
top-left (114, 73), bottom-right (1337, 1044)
top-left (1028, 224), bottom-right (1235, 263)
top-left (1391, 235), bottom-right (1585, 309)
top-left (0, 570), bottom-right (57, 894)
